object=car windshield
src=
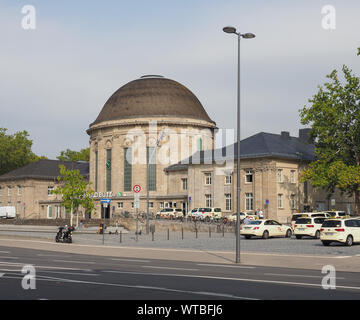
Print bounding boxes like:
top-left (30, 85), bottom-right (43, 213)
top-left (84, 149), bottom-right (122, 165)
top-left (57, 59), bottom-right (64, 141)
top-left (326, 212), bottom-right (336, 217)
top-left (191, 209), bottom-right (198, 212)
top-left (295, 218), bottom-right (311, 224)
top-left (199, 208), bottom-right (211, 212)
top-left (338, 212), bottom-right (346, 216)
top-left (322, 220), bottom-right (342, 228)
top-left (248, 221), bottom-right (263, 225)
top-left (214, 208), bottom-right (221, 212)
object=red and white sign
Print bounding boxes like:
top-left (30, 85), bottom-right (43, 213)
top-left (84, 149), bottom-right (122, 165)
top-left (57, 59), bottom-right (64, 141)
top-left (133, 185), bottom-right (141, 193)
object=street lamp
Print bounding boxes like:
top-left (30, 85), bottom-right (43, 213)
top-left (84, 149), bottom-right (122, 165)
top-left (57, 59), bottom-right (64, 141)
top-left (223, 26), bottom-right (255, 263)
top-left (146, 129), bottom-right (165, 234)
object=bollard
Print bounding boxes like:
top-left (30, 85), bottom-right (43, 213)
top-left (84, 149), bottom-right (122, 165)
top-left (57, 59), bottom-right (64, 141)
top-left (181, 227), bottom-right (184, 240)
top-left (222, 224), bottom-right (225, 237)
top-left (167, 228), bottom-right (169, 240)
top-left (152, 231), bottom-right (154, 241)
top-left (120, 230), bottom-right (122, 243)
top-left (195, 227), bottom-right (198, 239)
top-left (209, 226), bottom-right (211, 238)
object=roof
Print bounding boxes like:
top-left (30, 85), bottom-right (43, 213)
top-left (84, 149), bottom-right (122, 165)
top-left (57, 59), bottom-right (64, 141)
top-left (0, 159), bottom-right (89, 182)
top-left (89, 76), bottom-right (216, 127)
top-left (165, 131), bottom-right (315, 172)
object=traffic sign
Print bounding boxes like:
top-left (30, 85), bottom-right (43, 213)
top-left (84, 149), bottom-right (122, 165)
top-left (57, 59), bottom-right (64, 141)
top-left (265, 199), bottom-right (269, 205)
top-left (134, 193), bottom-right (140, 209)
top-left (133, 185), bottom-right (141, 193)
top-left (100, 198), bottom-right (111, 204)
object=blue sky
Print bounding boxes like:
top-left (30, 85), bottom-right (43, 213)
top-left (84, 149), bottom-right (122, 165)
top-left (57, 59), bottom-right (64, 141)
top-left (1, 0), bottom-right (359, 158)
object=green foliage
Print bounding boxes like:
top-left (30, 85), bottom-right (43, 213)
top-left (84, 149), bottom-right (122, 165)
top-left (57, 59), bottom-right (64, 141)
top-left (57, 148), bottom-right (90, 162)
top-left (51, 165), bottom-right (95, 215)
top-left (299, 65), bottom-right (360, 210)
top-left (0, 128), bottom-right (46, 176)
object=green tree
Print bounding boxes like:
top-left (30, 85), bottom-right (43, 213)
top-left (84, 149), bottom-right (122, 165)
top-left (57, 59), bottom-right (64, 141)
top-left (52, 165), bottom-right (95, 226)
top-left (300, 65), bottom-right (360, 214)
top-left (57, 148), bottom-right (90, 162)
top-left (0, 128), bottom-right (46, 175)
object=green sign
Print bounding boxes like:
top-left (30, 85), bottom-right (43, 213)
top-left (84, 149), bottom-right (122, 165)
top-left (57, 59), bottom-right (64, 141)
top-left (117, 192), bottom-right (122, 197)
top-left (106, 160), bottom-right (111, 169)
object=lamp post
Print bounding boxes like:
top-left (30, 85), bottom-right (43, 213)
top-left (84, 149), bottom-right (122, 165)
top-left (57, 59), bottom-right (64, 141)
top-left (223, 26), bottom-right (255, 263)
top-left (146, 129), bottom-right (165, 234)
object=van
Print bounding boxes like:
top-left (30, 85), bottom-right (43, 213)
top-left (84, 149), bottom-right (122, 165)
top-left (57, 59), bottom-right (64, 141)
top-left (0, 206), bottom-right (16, 219)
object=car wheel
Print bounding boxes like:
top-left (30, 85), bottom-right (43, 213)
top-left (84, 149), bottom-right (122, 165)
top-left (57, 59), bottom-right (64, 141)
top-left (295, 235), bottom-right (302, 239)
top-left (286, 229), bottom-right (292, 238)
top-left (345, 235), bottom-right (353, 247)
top-left (244, 235), bottom-right (252, 239)
top-left (322, 241), bottom-right (331, 246)
top-left (205, 217), bottom-right (210, 223)
top-left (262, 230), bottom-right (269, 239)
top-left (315, 230), bottom-right (320, 239)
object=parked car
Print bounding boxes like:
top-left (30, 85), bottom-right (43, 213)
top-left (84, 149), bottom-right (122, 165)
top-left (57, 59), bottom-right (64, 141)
top-left (187, 208), bottom-right (200, 219)
top-left (320, 218), bottom-right (360, 246)
top-left (156, 208), bottom-right (183, 220)
top-left (291, 212), bottom-right (329, 229)
top-left (240, 219), bottom-right (293, 239)
top-left (0, 206), bottom-right (16, 219)
top-left (293, 217), bottom-right (327, 239)
top-left (323, 211), bottom-right (350, 219)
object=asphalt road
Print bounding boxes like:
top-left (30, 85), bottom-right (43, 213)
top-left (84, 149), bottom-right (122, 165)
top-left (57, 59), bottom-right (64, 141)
top-left (1, 246), bottom-right (360, 300)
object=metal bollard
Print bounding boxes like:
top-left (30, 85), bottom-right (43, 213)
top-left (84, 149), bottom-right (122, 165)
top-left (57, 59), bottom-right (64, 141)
top-left (209, 226), bottom-right (211, 238)
top-left (195, 227), bottom-right (198, 239)
top-left (182, 227), bottom-right (184, 240)
top-left (167, 228), bottom-right (169, 240)
top-left (120, 230), bottom-right (122, 243)
top-left (152, 231), bottom-right (154, 241)
top-left (223, 224), bottom-right (225, 237)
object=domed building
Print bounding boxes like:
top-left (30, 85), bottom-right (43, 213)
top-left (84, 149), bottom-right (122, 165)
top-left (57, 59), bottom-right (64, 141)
top-left (87, 75), bottom-right (217, 217)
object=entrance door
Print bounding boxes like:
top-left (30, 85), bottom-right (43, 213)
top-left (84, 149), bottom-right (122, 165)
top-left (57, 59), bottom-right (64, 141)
top-left (102, 204), bottom-right (110, 219)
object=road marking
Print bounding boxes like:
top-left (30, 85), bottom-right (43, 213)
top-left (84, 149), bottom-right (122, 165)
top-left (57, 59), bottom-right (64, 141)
top-left (110, 258), bottom-right (150, 263)
top-left (197, 264), bottom-right (255, 269)
top-left (38, 271), bottom-right (99, 277)
top-left (0, 251), bottom-right (10, 254)
top-left (243, 252), bottom-right (353, 259)
top-left (0, 261), bottom-right (92, 272)
top-left (37, 254), bottom-right (68, 257)
top-left (0, 273), bottom-right (4, 278)
top-left (53, 260), bottom-right (95, 265)
top-left (264, 273), bottom-right (345, 280)
top-left (142, 266), bottom-right (199, 271)
top-left (0, 256), bottom-right (18, 260)
top-left (103, 270), bottom-right (360, 291)
top-left (7, 274), bottom-right (257, 300)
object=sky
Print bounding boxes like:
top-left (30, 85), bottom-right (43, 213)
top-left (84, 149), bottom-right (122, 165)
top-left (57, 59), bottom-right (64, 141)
top-left (0, 0), bottom-right (359, 159)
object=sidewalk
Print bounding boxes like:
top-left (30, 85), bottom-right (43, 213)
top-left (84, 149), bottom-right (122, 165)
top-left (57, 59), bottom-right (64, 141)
top-left (0, 235), bottom-right (359, 273)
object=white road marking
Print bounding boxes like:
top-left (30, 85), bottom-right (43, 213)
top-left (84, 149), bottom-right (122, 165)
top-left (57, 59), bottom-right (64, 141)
top-left (103, 270), bottom-right (360, 291)
top-left (0, 273), bottom-right (4, 278)
top-left (142, 266), bottom-right (199, 271)
top-left (38, 271), bottom-right (99, 277)
top-left (0, 261), bottom-right (92, 272)
top-left (37, 254), bottom-right (68, 257)
top-left (0, 251), bottom-right (10, 254)
top-left (264, 273), bottom-right (345, 279)
top-left (243, 252), bottom-right (353, 259)
top-left (110, 258), bottom-right (150, 263)
top-left (5, 274), bottom-right (257, 300)
top-left (53, 260), bottom-right (95, 265)
top-left (0, 256), bottom-right (18, 259)
top-left (197, 264), bottom-right (255, 269)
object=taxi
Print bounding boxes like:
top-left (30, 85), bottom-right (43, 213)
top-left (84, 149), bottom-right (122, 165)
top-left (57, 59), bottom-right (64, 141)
top-left (291, 212), bottom-right (329, 229)
top-left (324, 211), bottom-right (350, 219)
top-left (320, 218), bottom-right (360, 246)
top-left (293, 217), bottom-right (327, 239)
top-left (240, 219), bottom-right (293, 239)
top-left (156, 208), bottom-right (183, 220)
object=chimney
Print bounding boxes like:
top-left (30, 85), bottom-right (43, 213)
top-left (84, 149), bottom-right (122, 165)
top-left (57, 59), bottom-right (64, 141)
top-left (281, 131), bottom-right (290, 139)
top-left (299, 128), bottom-right (311, 143)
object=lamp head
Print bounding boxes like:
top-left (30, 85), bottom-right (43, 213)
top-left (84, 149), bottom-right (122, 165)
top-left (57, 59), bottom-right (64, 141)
top-left (223, 26), bottom-right (237, 34)
top-left (242, 33), bottom-right (256, 39)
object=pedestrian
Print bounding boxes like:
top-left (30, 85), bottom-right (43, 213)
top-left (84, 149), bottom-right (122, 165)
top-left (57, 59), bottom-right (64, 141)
top-left (243, 217), bottom-right (250, 225)
top-left (258, 209), bottom-right (264, 219)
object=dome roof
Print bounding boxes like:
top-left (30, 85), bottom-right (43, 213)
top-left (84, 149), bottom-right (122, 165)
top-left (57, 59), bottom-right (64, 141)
top-left (90, 76), bottom-right (215, 126)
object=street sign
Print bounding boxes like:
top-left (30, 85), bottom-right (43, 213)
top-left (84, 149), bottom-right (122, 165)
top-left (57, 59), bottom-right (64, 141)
top-left (134, 194), bottom-right (140, 209)
top-left (133, 185), bottom-right (141, 193)
top-left (117, 192), bottom-right (122, 197)
top-left (188, 196), bottom-right (191, 202)
top-left (265, 199), bottom-right (269, 205)
top-left (100, 198), bottom-right (111, 204)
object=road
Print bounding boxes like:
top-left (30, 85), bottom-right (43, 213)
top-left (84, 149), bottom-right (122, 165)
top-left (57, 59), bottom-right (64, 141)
top-left (1, 245), bottom-right (360, 300)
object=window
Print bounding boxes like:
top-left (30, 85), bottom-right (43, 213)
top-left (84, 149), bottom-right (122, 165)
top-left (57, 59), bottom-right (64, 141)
top-left (48, 186), bottom-right (54, 195)
top-left (131, 202), bottom-right (134, 208)
top-left (290, 170), bottom-right (296, 183)
top-left (124, 148), bottom-right (132, 191)
top-left (147, 147), bottom-right (156, 191)
top-left (56, 205), bottom-right (61, 219)
top-left (17, 186), bottom-right (22, 196)
top-left (106, 149), bottom-right (112, 192)
top-left (225, 194), bottom-right (232, 211)
top-left (205, 173), bottom-right (212, 185)
top-left (8, 187), bottom-right (11, 196)
top-left (160, 202), bottom-right (164, 209)
top-left (197, 138), bottom-right (203, 151)
top-left (117, 202), bottom-right (123, 209)
top-left (182, 178), bottom-right (188, 190)
top-left (205, 194), bottom-right (212, 207)
top-left (225, 175), bottom-right (232, 184)
top-left (95, 151), bottom-right (98, 191)
top-left (278, 194), bottom-right (283, 208)
top-left (245, 170), bottom-right (253, 183)
top-left (148, 202), bottom-right (154, 208)
top-left (304, 181), bottom-right (308, 203)
top-left (47, 205), bottom-right (53, 219)
top-left (277, 169), bottom-right (283, 182)
top-left (0, 187), bottom-right (3, 197)
top-left (245, 193), bottom-right (253, 211)
top-left (290, 194), bottom-right (296, 209)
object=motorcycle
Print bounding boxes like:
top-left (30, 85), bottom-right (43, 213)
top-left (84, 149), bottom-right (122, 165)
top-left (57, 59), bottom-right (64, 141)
top-left (55, 226), bottom-right (74, 243)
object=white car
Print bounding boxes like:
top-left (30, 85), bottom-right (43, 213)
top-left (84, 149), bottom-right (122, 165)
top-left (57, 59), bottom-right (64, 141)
top-left (320, 218), bottom-right (360, 246)
top-left (323, 211), bottom-right (350, 219)
top-left (293, 217), bottom-right (327, 239)
top-left (291, 212), bottom-right (329, 229)
top-left (156, 208), bottom-right (183, 219)
top-left (240, 219), bottom-right (293, 239)
top-left (226, 212), bottom-right (254, 223)
top-left (188, 208), bottom-right (200, 219)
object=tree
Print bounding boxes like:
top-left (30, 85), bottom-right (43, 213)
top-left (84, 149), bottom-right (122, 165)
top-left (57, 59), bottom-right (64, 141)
top-left (52, 165), bottom-right (95, 226)
top-left (57, 148), bottom-right (90, 162)
top-left (300, 64), bottom-right (360, 214)
top-left (0, 128), bottom-right (46, 176)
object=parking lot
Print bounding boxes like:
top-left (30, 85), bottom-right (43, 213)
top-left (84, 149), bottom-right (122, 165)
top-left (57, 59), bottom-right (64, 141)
top-left (1, 227), bottom-right (360, 257)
